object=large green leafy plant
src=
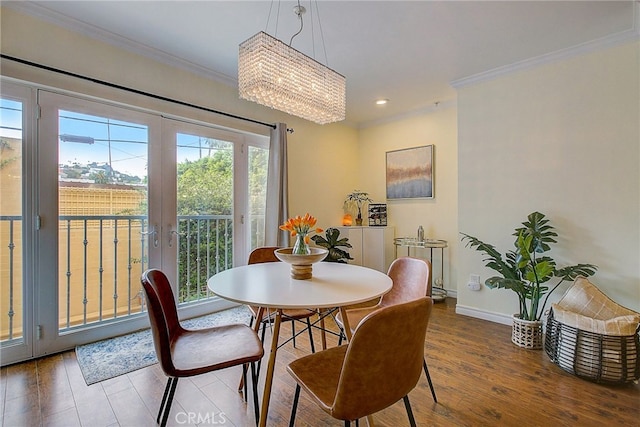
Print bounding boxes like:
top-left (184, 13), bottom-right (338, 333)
top-left (311, 228), bottom-right (354, 263)
top-left (461, 212), bottom-right (597, 321)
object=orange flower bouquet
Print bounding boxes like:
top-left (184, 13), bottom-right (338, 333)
top-left (279, 213), bottom-right (323, 255)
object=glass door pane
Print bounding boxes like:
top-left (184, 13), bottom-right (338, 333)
top-left (157, 119), bottom-right (268, 319)
top-left (57, 111), bottom-right (149, 330)
top-left (248, 145), bottom-right (268, 251)
top-left (0, 82), bottom-right (35, 365)
top-left (37, 90), bottom-right (160, 355)
top-left (175, 132), bottom-right (234, 303)
top-left (0, 99), bottom-right (25, 344)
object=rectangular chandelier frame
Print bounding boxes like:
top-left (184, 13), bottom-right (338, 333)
top-left (239, 31), bottom-right (346, 125)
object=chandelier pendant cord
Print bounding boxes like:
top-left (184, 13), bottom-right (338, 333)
top-left (289, 0), bottom-right (304, 47)
top-left (264, 0), bottom-right (281, 39)
top-left (264, 1), bottom-right (330, 67)
top-left (309, 1), bottom-right (316, 59)
top-left (290, 1), bottom-right (330, 67)
top-left (314, 0), bottom-right (330, 67)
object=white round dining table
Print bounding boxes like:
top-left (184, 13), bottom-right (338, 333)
top-left (208, 261), bottom-right (392, 309)
top-left (207, 261), bottom-right (392, 427)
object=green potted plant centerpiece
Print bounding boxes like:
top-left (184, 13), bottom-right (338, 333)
top-left (461, 211), bottom-right (597, 349)
top-left (344, 190), bottom-right (373, 226)
top-left (311, 228), bottom-right (354, 263)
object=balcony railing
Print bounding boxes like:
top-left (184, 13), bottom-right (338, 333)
top-left (1, 216), bottom-right (20, 341)
top-left (1, 214), bottom-right (236, 340)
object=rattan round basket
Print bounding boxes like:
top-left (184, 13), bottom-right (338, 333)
top-left (512, 314), bottom-right (543, 349)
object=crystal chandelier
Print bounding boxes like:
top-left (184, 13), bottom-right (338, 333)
top-left (238, 4), bottom-right (346, 125)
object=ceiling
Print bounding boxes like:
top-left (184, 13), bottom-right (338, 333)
top-left (7, 1), bottom-right (637, 127)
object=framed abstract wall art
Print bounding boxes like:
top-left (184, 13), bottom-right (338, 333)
top-left (386, 145), bottom-right (434, 199)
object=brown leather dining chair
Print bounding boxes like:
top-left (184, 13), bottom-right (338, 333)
top-left (141, 269), bottom-right (264, 427)
top-left (248, 247), bottom-right (317, 353)
top-left (335, 256), bottom-right (438, 402)
top-left (287, 297), bottom-right (434, 427)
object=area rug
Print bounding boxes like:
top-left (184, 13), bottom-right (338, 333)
top-left (75, 306), bottom-right (252, 385)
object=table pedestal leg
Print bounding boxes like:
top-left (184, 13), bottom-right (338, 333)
top-left (259, 308), bottom-right (282, 427)
top-left (339, 307), bottom-right (353, 341)
top-left (319, 309), bottom-right (327, 350)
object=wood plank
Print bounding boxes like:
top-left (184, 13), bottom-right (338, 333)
top-left (36, 353), bottom-right (77, 418)
top-left (105, 382), bottom-right (157, 426)
top-left (3, 360), bottom-right (41, 426)
top-left (62, 351), bottom-right (118, 426)
top-left (41, 406), bottom-right (81, 427)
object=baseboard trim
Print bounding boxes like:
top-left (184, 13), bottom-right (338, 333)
top-left (455, 304), bottom-right (513, 326)
top-left (443, 289), bottom-right (457, 298)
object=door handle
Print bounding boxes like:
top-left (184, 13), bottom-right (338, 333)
top-left (141, 224), bottom-right (159, 248)
top-left (167, 224), bottom-right (183, 248)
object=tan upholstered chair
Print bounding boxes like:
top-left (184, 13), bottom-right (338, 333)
top-left (336, 256), bottom-right (437, 402)
top-left (545, 276), bottom-right (640, 384)
top-left (287, 297), bottom-right (433, 427)
top-left (141, 269), bottom-right (264, 427)
top-left (247, 247), bottom-right (317, 352)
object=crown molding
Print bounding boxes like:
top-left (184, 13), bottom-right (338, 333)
top-left (4, 2), bottom-right (238, 87)
top-left (451, 4), bottom-right (640, 89)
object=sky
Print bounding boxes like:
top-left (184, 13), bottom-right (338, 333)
top-left (58, 110), bottom-right (149, 178)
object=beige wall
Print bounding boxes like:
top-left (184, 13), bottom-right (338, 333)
top-left (456, 41), bottom-right (640, 321)
top-left (357, 106), bottom-right (459, 292)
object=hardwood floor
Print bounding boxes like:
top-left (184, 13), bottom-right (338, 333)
top-left (1, 298), bottom-right (638, 427)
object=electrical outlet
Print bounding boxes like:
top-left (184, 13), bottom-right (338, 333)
top-left (467, 274), bottom-right (481, 291)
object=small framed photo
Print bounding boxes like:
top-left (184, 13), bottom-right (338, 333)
top-left (386, 145), bottom-right (434, 199)
top-left (368, 204), bottom-right (387, 226)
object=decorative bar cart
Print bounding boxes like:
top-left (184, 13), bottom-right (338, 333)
top-left (393, 237), bottom-right (448, 302)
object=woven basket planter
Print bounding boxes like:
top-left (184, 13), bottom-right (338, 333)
top-left (545, 308), bottom-right (640, 384)
top-left (512, 314), bottom-right (543, 349)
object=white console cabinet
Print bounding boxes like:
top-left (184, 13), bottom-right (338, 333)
top-left (335, 226), bottom-right (395, 272)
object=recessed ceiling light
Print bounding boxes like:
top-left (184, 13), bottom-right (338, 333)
top-left (375, 99), bottom-right (388, 105)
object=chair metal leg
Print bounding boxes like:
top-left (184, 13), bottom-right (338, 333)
top-left (260, 319), bottom-right (268, 342)
top-left (338, 327), bottom-right (345, 346)
top-left (289, 384), bottom-right (301, 427)
top-left (423, 358), bottom-right (437, 402)
top-left (158, 377), bottom-right (173, 424)
top-left (256, 321), bottom-right (267, 376)
top-left (250, 362), bottom-right (260, 426)
top-left (239, 315), bottom-right (258, 392)
top-left (159, 376), bottom-right (179, 427)
top-left (291, 320), bottom-right (297, 347)
top-left (403, 395), bottom-right (417, 427)
top-left (306, 317), bottom-right (315, 353)
top-left (344, 421), bottom-right (350, 427)
top-left (242, 363), bottom-right (249, 402)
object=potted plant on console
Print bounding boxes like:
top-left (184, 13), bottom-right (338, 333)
top-left (344, 190), bottom-right (373, 226)
top-left (461, 211), bottom-right (597, 349)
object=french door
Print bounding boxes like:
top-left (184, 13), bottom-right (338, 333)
top-left (0, 82), bottom-right (35, 364)
top-left (0, 84), bottom-right (268, 364)
top-left (157, 118), bottom-right (268, 320)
